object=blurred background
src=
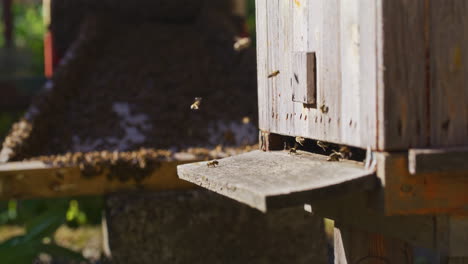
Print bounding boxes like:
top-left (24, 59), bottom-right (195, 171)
top-left (0, 0), bottom-right (257, 263)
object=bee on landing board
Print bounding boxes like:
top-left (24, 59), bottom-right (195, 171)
top-left (191, 97), bottom-right (202, 110)
top-left (207, 160), bottom-right (219, 168)
top-left (327, 151), bottom-right (343, 162)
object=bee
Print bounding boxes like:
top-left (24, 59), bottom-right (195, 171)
top-left (190, 97), bottom-right (202, 110)
top-left (207, 160), bottom-right (219, 168)
top-left (242, 116), bottom-right (251, 124)
top-left (295, 136), bottom-right (306, 146)
top-left (327, 150), bottom-right (343, 162)
top-left (289, 147), bottom-right (297, 154)
top-left (317, 141), bottom-right (329, 152)
top-left (320, 104), bottom-right (329, 114)
top-left (233, 37), bottom-right (251, 52)
top-left (339, 146), bottom-right (352, 159)
top-left (268, 70), bottom-right (280, 78)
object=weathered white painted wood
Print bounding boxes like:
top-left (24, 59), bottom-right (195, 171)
top-left (377, 0), bottom-right (428, 150)
top-left (292, 52), bottom-right (316, 105)
top-left (408, 147), bottom-right (468, 175)
top-left (359, 0), bottom-right (379, 150)
top-left (257, 0), bottom-right (378, 149)
top-left (177, 150), bottom-right (377, 212)
top-left (340, 0), bottom-right (360, 146)
top-left (430, 1), bottom-right (468, 147)
top-left (255, 0), bottom-right (270, 130)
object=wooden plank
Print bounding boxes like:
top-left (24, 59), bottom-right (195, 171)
top-left (312, 192), bottom-right (437, 250)
top-left (376, 152), bottom-right (468, 215)
top-left (177, 150), bottom-right (377, 212)
top-left (408, 147), bottom-right (468, 174)
top-left (378, 0), bottom-right (428, 150)
top-left (336, 226), bottom-right (414, 264)
top-left (358, 0), bottom-right (378, 149)
top-left (430, 1), bottom-right (468, 147)
top-left (257, 0), bottom-right (378, 149)
top-left (292, 52), bottom-right (316, 105)
top-left (0, 161), bottom-right (194, 200)
top-left (447, 217), bottom-right (468, 257)
top-left (255, 0), bottom-right (270, 132)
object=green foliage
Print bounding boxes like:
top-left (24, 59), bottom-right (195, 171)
top-left (0, 205), bottom-right (86, 264)
top-left (12, 2), bottom-right (44, 74)
top-left (246, 0), bottom-right (256, 44)
top-left (0, 1), bottom-right (44, 76)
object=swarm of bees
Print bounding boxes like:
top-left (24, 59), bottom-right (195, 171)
top-left (233, 37), bottom-right (251, 52)
top-left (268, 70), bottom-right (280, 78)
top-left (207, 160), bottom-right (219, 168)
top-left (190, 97), bottom-right (202, 110)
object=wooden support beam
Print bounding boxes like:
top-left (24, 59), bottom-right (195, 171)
top-left (334, 226), bottom-right (414, 264)
top-left (0, 161), bottom-right (195, 200)
top-left (376, 152), bottom-right (468, 216)
top-left (409, 147), bottom-right (468, 175)
top-left (312, 191), bottom-right (438, 251)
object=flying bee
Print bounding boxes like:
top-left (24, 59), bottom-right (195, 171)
top-left (339, 146), bottom-right (352, 159)
top-left (317, 141), bottom-right (329, 152)
top-left (320, 104), bottom-right (329, 114)
top-left (207, 160), bottom-right (219, 168)
top-left (233, 37), bottom-right (251, 52)
top-left (190, 97), bottom-right (202, 110)
top-left (268, 70), bottom-right (280, 78)
top-left (327, 150), bottom-right (343, 162)
top-left (295, 136), bottom-right (306, 146)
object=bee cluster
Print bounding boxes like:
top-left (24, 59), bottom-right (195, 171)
top-left (0, 0), bottom-right (259, 185)
top-left (284, 136), bottom-right (359, 162)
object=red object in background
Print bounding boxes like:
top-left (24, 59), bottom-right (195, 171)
top-left (2, 0), bottom-right (13, 48)
top-left (44, 31), bottom-right (56, 78)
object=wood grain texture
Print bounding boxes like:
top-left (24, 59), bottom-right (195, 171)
top-left (292, 52), bottom-right (316, 105)
top-left (378, 0), bottom-right (428, 150)
top-left (313, 192), bottom-right (437, 250)
top-left (408, 147), bottom-right (468, 174)
top-left (177, 150), bottom-right (377, 212)
top-left (0, 161), bottom-right (194, 200)
top-left (430, 1), bottom-right (468, 147)
top-left (256, 0), bottom-right (378, 149)
top-left (376, 152), bottom-right (468, 216)
top-left (336, 227), bottom-right (414, 264)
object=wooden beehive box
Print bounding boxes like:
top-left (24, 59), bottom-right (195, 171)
top-left (178, 0), bottom-right (468, 216)
top-left (257, 0), bottom-right (467, 151)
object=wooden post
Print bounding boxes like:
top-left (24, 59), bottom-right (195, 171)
top-left (43, 0), bottom-right (56, 77)
top-left (334, 224), bottom-right (414, 264)
top-left (2, 0), bottom-right (13, 48)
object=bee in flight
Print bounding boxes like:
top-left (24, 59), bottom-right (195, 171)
top-left (295, 136), bottom-right (306, 146)
top-left (268, 70), bottom-right (280, 78)
top-left (207, 160), bottom-right (219, 168)
top-left (234, 37), bottom-right (251, 52)
top-left (191, 97), bottom-right (203, 110)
